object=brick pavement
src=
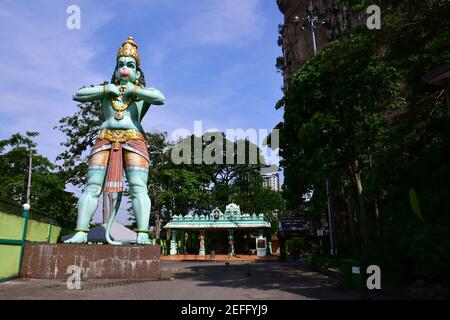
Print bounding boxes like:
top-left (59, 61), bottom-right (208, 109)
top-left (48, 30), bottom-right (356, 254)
top-left (0, 261), bottom-right (397, 300)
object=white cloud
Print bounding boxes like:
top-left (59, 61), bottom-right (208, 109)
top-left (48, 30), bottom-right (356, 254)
top-left (141, 0), bottom-right (265, 68)
top-left (0, 1), bottom-right (115, 161)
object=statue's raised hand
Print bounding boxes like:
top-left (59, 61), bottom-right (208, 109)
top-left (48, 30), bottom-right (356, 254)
top-left (105, 83), bottom-right (120, 98)
top-left (123, 82), bottom-right (139, 101)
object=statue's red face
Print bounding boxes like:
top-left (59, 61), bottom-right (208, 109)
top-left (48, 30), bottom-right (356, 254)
top-left (115, 56), bottom-right (140, 84)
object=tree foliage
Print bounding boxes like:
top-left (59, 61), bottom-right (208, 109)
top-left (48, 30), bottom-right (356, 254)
top-left (277, 0), bottom-right (450, 285)
top-left (147, 132), bottom-right (286, 236)
top-left (55, 99), bottom-right (103, 187)
top-left (0, 132), bottom-right (78, 226)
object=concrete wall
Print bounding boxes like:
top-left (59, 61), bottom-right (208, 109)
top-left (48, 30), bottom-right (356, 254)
top-left (0, 212), bottom-right (24, 240)
top-left (0, 245), bottom-right (21, 282)
top-left (0, 211), bottom-right (63, 281)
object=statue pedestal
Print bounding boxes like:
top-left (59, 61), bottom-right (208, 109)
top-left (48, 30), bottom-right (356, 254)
top-left (19, 243), bottom-right (160, 280)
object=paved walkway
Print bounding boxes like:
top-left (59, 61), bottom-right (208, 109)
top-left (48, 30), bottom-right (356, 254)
top-left (0, 261), bottom-right (398, 300)
top-left (161, 253), bottom-right (278, 261)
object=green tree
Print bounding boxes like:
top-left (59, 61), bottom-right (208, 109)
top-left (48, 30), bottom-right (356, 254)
top-left (0, 132), bottom-right (78, 226)
top-left (55, 98), bottom-right (102, 187)
top-left (276, 0), bottom-right (450, 284)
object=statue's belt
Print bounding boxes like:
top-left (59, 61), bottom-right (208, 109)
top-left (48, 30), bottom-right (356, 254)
top-left (98, 129), bottom-right (145, 150)
top-left (99, 128), bottom-right (145, 142)
top-left (93, 129), bottom-right (149, 193)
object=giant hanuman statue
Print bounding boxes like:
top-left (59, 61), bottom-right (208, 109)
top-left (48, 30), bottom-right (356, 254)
top-left (64, 37), bottom-right (165, 245)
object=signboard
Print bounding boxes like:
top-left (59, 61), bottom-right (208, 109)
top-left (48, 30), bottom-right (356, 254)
top-left (278, 218), bottom-right (309, 232)
top-left (316, 229), bottom-right (324, 237)
top-left (352, 267), bottom-right (361, 274)
top-left (257, 239), bottom-right (266, 249)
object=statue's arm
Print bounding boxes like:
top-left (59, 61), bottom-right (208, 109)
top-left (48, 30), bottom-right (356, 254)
top-left (135, 87), bottom-right (166, 105)
top-left (72, 84), bottom-right (118, 102)
top-left (72, 86), bottom-right (104, 102)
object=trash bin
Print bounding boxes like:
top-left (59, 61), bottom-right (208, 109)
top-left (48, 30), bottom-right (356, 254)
top-left (340, 259), bottom-right (365, 290)
top-left (210, 250), bottom-right (215, 260)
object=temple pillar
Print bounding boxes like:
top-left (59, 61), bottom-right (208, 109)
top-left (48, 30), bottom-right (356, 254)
top-left (184, 232), bottom-right (188, 255)
top-left (170, 230), bottom-right (177, 255)
top-left (199, 230), bottom-right (205, 255)
top-left (228, 229), bottom-right (235, 256)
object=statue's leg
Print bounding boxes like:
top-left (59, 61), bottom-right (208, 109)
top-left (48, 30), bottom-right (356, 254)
top-left (64, 150), bottom-right (108, 244)
top-left (124, 151), bottom-right (151, 245)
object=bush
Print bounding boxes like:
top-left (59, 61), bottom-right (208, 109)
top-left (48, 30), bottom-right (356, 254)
top-left (287, 237), bottom-right (306, 257)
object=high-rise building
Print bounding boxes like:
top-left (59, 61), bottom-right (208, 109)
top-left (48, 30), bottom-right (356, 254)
top-left (262, 172), bottom-right (281, 192)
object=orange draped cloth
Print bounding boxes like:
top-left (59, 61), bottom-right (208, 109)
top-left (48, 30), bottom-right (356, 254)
top-left (90, 138), bottom-right (149, 193)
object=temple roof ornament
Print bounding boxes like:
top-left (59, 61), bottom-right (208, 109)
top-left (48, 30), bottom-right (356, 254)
top-left (211, 208), bottom-right (222, 220)
top-left (163, 203), bottom-right (271, 230)
top-left (225, 203), bottom-right (241, 215)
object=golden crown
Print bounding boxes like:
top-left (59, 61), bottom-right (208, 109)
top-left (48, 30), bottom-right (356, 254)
top-left (117, 36), bottom-right (140, 65)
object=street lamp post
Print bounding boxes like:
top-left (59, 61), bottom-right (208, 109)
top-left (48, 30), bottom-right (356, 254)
top-left (295, 1), bottom-right (337, 256)
top-left (26, 148), bottom-right (32, 204)
top-left (294, 1), bottom-right (327, 55)
top-left (326, 178), bottom-right (337, 256)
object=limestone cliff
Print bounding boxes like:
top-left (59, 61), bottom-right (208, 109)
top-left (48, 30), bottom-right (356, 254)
top-left (276, 0), bottom-right (364, 90)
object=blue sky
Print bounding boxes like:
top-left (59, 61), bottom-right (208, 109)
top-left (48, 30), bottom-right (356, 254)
top-left (0, 0), bottom-right (284, 223)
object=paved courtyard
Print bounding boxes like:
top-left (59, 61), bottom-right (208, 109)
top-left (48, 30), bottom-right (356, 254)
top-left (0, 261), bottom-right (398, 300)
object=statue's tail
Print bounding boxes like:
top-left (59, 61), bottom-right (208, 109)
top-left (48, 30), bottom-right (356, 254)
top-left (105, 192), bottom-right (132, 245)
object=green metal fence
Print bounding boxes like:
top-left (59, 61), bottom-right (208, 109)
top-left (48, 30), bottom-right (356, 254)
top-left (0, 208), bottom-right (64, 282)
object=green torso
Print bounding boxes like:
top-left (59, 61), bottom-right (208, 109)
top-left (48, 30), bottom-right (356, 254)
top-left (100, 97), bottom-right (146, 132)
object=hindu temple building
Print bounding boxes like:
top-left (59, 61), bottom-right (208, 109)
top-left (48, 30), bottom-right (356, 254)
top-left (163, 203), bottom-right (271, 257)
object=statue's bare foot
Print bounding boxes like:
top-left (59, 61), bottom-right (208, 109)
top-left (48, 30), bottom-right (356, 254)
top-left (137, 232), bottom-right (151, 245)
top-left (64, 231), bottom-right (88, 243)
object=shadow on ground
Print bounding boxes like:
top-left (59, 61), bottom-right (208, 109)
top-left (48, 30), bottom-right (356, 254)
top-left (164, 261), bottom-right (365, 300)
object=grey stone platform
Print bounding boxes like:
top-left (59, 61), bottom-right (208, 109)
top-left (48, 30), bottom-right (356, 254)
top-left (19, 243), bottom-right (160, 280)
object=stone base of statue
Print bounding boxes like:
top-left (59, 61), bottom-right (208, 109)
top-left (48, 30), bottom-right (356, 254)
top-left (19, 243), bottom-right (160, 280)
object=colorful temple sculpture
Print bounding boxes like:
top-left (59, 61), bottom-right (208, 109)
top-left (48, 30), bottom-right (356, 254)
top-left (163, 203), bottom-right (271, 257)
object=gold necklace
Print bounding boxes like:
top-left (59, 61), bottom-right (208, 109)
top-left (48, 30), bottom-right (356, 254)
top-left (111, 96), bottom-right (132, 120)
top-left (110, 84), bottom-right (139, 121)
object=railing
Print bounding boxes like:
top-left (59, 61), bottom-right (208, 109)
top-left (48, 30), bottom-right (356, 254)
top-left (0, 198), bottom-right (59, 225)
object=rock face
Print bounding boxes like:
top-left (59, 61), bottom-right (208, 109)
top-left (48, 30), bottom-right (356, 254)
top-left (277, 0), bottom-right (364, 90)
